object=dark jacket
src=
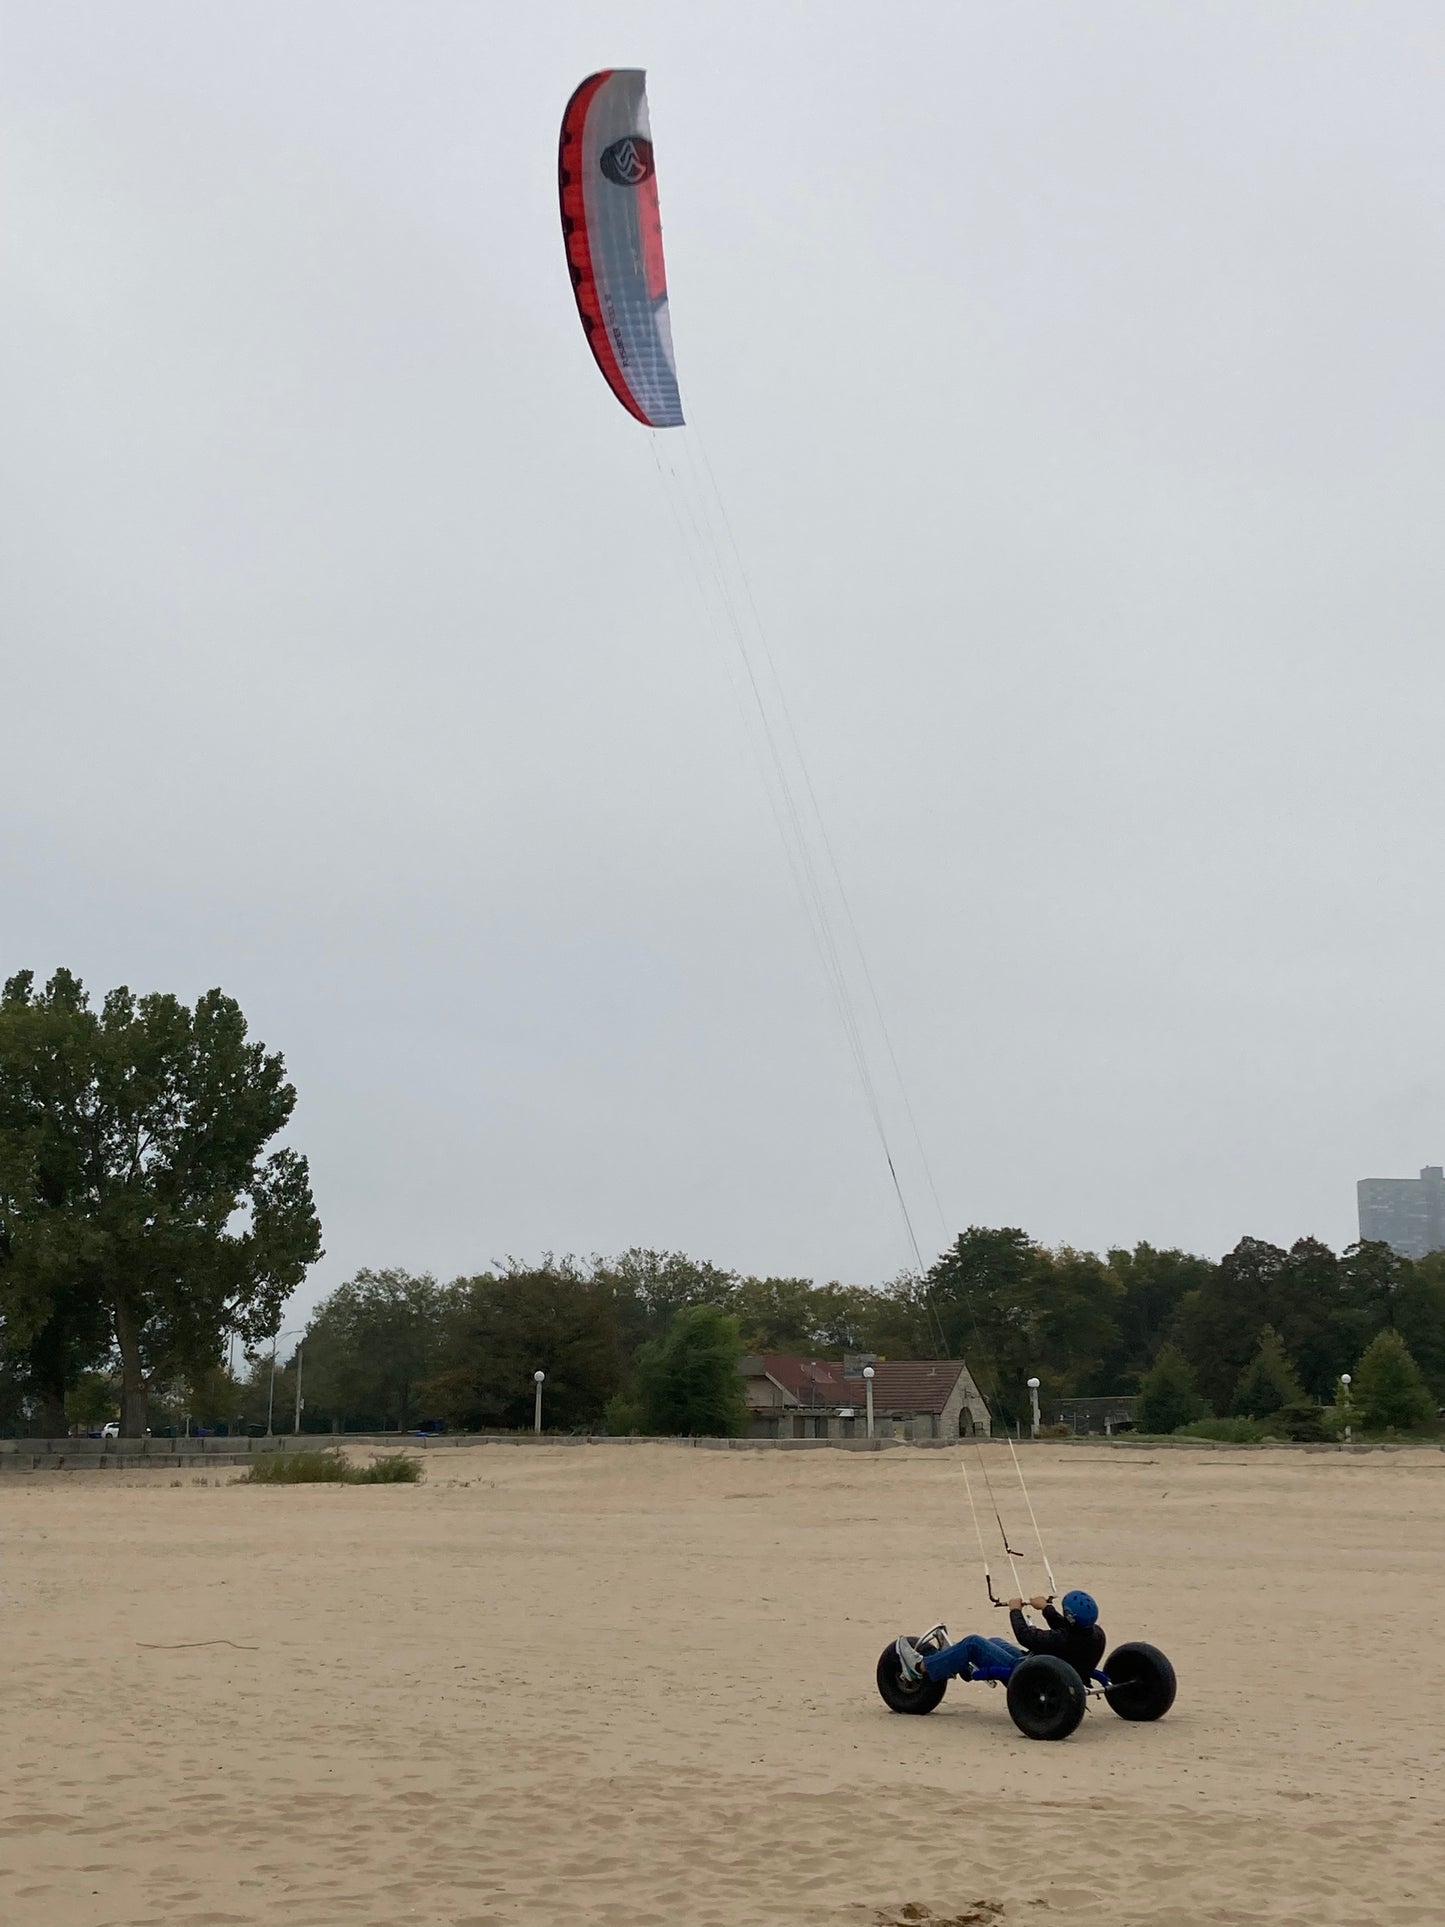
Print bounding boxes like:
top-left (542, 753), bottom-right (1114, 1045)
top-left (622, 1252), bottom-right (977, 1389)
top-left (1009, 1603), bottom-right (1106, 1680)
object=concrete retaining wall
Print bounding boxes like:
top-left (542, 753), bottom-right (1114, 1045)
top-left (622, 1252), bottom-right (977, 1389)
top-left (4, 1430), bottom-right (1437, 1471)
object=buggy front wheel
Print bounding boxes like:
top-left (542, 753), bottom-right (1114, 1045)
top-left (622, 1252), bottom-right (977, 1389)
top-left (875, 1641), bottom-right (948, 1715)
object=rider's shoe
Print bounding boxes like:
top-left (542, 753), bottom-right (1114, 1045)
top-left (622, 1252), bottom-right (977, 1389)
top-left (895, 1634), bottom-right (927, 1682)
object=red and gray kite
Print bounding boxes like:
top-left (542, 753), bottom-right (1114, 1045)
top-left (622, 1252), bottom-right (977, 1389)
top-left (559, 70), bottom-right (684, 427)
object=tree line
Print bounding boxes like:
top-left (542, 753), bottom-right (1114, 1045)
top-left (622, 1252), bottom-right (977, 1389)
top-left (269, 1229), bottom-right (1441, 1438)
top-left (3, 971), bottom-right (1443, 1439)
top-left (13, 1227), bottom-right (1440, 1441)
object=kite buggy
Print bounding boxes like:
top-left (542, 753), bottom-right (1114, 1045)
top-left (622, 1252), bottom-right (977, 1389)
top-left (876, 1453), bottom-right (1177, 1741)
top-left (557, 79), bottom-right (1173, 1744)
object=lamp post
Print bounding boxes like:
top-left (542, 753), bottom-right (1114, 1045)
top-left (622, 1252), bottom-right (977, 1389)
top-left (267, 1328), bottom-right (302, 1437)
top-left (1027, 1376), bottom-right (1041, 1440)
top-left (293, 1341), bottom-right (305, 1435)
top-left (862, 1365), bottom-right (875, 1440)
top-left (1340, 1372), bottom-right (1352, 1445)
top-left (533, 1370), bottom-right (545, 1434)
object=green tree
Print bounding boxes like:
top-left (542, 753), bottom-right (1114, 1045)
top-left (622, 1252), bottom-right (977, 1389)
top-left (0, 970), bottom-right (322, 1435)
top-left (1331, 1241), bottom-right (1408, 1376)
top-left (1352, 1328), bottom-right (1435, 1432)
top-left (1395, 1253), bottom-right (1445, 1402)
top-left (922, 1230), bottom-right (1121, 1420)
top-left (64, 1369), bottom-right (118, 1432)
top-left (727, 1275), bottom-right (890, 1356)
top-left (184, 1361), bottom-right (245, 1432)
top-left (591, 1248), bottom-right (738, 1350)
top-left (0, 1279), bottom-right (112, 1437)
top-left (922, 1228), bottom-right (1047, 1422)
top-left (1135, 1343), bottom-right (1207, 1434)
top-left (636, 1303), bottom-right (749, 1436)
top-left (425, 1262), bottom-right (624, 1431)
top-left (301, 1269), bottom-right (447, 1431)
top-left (1172, 1237), bottom-right (1288, 1413)
top-left (1032, 1246), bottom-right (1122, 1400)
top-left (1098, 1243), bottom-right (1216, 1390)
top-left (853, 1269), bottom-right (936, 1359)
top-left (235, 1347), bottom-right (296, 1434)
top-left (1270, 1239), bottom-right (1343, 1395)
top-left (728, 1274), bottom-right (825, 1353)
top-left (1232, 1325), bottom-right (1304, 1419)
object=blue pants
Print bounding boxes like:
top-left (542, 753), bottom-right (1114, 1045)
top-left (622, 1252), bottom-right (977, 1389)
top-left (922, 1634), bottom-right (1025, 1682)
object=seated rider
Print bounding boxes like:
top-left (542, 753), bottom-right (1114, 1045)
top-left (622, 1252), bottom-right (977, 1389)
top-left (896, 1589), bottom-right (1104, 1685)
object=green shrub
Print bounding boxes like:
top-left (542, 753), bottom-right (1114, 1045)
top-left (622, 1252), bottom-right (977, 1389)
top-left (355, 1454), bottom-right (423, 1483)
top-left (240, 1449), bottom-right (423, 1484)
top-left (1275, 1398), bottom-right (1328, 1442)
top-left (1173, 1415), bottom-right (1268, 1443)
top-left (241, 1449), bottom-right (353, 1482)
top-left (602, 1392), bottom-right (647, 1436)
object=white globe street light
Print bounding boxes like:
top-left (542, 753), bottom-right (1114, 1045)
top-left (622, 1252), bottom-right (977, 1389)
top-left (862, 1364), bottom-right (875, 1440)
top-left (1026, 1376), bottom-right (1041, 1440)
top-left (533, 1370), bottom-right (546, 1435)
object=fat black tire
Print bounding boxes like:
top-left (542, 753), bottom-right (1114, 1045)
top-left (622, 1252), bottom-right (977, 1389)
top-left (1102, 1641), bottom-right (1177, 1722)
top-left (875, 1641), bottom-right (948, 1715)
top-left (1005, 1654), bottom-right (1087, 1741)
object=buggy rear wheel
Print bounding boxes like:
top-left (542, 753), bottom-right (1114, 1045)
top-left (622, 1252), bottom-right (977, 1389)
top-left (1005, 1654), bottom-right (1086, 1741)
top-left (875, 1641), bottom-right (948, 1715)
top-left (1102, 1641), bottom-right (1177, 1721)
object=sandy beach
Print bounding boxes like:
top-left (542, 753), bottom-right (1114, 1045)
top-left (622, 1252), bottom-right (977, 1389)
top-left (2, 1439), bottom-right (1442, 1927)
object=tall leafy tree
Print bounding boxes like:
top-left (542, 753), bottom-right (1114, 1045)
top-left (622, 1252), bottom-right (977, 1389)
top-left (1032, 1246), bottom-right (1122, 1399)
top-left (0, 970), bottom-right (322, 1435)
top-left (0, 1279), bottom-right (111, 1437)
top-left (1394, 1253), bottom-right (1445, 1401)
top-left (1333, 1240), bottom-right (1411, 1369)
top-left (922, 1230), bottom-right (1121, 1419)
top-left (1172, 1237), bottom-right (1289, 1413)
top-left (852, 1269), bottom-right (936, 1360)
top-left (425, 1262), bottom-right (625, 1431)
top-left (728, 1275), bottom-right (889, 1355)
top-left (636, 1304), bottom-right (749, 1436)
top-left (1269, 1239), bottom-right (1341, 1395)
top-left (301, 1269), bottom-right (448, 1431)
top-left (591, 1248), bottom-right (737, 1350)
top-left (1099, 1243), bottom-right (1216, 1390)
top-left (922, 1228), bottom-right (1046, 1421)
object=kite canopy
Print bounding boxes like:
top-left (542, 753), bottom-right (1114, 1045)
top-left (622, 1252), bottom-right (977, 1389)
top-left (559, 70), bottom-right (684, 427)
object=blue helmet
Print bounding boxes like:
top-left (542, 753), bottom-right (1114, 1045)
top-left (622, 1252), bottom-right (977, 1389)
top-left (1061, 1589), bottom-right (1098, 1627)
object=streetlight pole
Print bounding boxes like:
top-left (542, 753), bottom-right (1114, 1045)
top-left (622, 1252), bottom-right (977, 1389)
top-left (1027, 1376), bottom-right (1041, 1441)
top-left (862, 1365), bottom-right (875, 1440)
top-left (293, 1341), bottom-right (305, 1435)
top-left (534, 1370), bottom-right (545, 1434)
top-left (1340, 1372), bottom-right (1352, 1445)
top-left (267, 1329), bottom-right (302, 1437)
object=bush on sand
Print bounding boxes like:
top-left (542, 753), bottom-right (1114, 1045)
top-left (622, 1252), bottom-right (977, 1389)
top-left (240, 1450), bottom-right (423, 1485)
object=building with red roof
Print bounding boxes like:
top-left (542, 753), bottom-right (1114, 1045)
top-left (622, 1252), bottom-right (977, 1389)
top-left (741, 1353), bottom-right (990, 1440)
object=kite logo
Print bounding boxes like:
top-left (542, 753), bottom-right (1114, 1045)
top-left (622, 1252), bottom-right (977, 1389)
top-left (600, 137), bottom-right (655, 187)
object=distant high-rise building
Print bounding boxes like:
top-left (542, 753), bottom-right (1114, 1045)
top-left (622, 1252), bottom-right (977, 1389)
top-left (1356, 1165), bottom-right (1445, 1258)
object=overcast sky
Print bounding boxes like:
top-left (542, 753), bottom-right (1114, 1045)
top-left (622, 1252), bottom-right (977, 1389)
top-left (4, 2), bottom-right (1443, 1319)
